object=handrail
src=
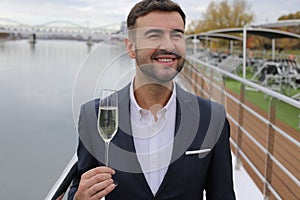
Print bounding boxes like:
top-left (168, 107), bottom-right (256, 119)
top-left (229, 113), bottom-right (299, 186)
top-left (230, 138), bottom-right (283, 200)
top-left (185, 55), bottom-right (299, 199)
top-left (189, 64), bottom-right (300, 148)
top-left (187, 55), bottom-right (300, 109)
top-left (186, 63), bottom-right (299, 186)
top-left (45, 153), bottom-right (77, 200)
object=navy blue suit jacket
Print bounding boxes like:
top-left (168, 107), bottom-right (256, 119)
top-left (68, 84), bottom-right (235, 200)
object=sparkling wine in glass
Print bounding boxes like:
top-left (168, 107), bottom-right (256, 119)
top-left (97, 89), bottom-right (118, 166)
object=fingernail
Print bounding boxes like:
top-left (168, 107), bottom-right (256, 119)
top-left (113, 179), bottom-right (119, 186)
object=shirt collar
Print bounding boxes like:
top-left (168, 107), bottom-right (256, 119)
top-left (130, 79), bottom-right (176, 120)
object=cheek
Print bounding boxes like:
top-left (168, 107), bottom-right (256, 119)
top-left (136, 48), bottom-right (155, 59)
top-left (176, 41), bottom-right (186, 53)
top-left (137, 38), bottom-right (160, 50)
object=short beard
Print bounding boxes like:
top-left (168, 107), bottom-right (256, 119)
top-left (137, 59), bottom-right (185, 83)
top-left (135, 49), bottom-right (185, 83)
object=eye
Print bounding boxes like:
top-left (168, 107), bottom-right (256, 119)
top-left (147, 34), bottom-right (161, 39)
top-left (171, 33), bottom-right (183, 39)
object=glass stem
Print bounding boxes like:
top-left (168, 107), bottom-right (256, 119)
top-left (105, 141), bottom-right (109, 166)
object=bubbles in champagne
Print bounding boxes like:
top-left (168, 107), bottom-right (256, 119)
top-left (98, 106), bottom-right (118, 141)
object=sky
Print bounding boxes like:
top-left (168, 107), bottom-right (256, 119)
top-left (0, 0), bottom-right (299, 28)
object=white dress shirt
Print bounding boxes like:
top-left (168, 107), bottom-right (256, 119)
top-left (130, 81), bottom-right (176, 195)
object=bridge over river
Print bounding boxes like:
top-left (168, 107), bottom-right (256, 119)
top-left (0, 18), bottom-right (127, 43)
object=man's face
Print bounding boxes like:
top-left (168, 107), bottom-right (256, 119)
top-left (127, 11), bottom-right (186, 83)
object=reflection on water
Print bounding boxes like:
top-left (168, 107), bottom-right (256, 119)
top-left (0, 40), bottom-right (130, 199)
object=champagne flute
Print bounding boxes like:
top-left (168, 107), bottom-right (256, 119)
top-left (97, 89), bottom-right (118, 166)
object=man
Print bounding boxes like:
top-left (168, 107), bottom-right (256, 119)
top-left (68, 0), bottom-right (236, 199)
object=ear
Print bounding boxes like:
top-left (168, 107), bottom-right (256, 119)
top-left (124, 38), bottom-right (136, 58)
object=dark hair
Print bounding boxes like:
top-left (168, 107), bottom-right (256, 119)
top-left (127, 0), bottom-right (186, 30)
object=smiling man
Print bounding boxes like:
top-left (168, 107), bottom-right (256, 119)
top-left (127, 12), bottom-right (186, 84)
top-left (68, 0), bottom-right (236, 199)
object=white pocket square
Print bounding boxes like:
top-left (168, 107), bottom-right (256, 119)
top-left (185, 149), bottom-right (211, 155)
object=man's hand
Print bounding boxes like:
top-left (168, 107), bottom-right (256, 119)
top-left (74, 166), bottom-right (116, 200)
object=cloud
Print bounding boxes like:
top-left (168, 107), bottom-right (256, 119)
top-left (0, 0), bottom-right (299, 26)
top-left (247, 0), bottom-right (300, 24)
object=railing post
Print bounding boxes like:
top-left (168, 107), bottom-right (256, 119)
top-left (209, 67), bottom-right (214, 101)
top-left (191, 60), bottom-right (204, 98)
top-left (188, 62), bottom-right (192, 82)
top-left (220, 77), bottom-right (226, 107)
top-left (200, 67), bottom-right (205, 98)
top-left (235, 83), bottom-right (245, 170)
top-left (194, 68), bottom-right (198, 95)
top-left (263, 97), bottom-right (277, 200)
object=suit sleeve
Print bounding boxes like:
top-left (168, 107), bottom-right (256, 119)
top-left (205, 116), bottom-right (236, 200)
top-left (68, 104), bottom-right (99, 200)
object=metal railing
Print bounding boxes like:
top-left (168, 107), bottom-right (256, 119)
top-left (45, 154), bottom-right (77, 200)
top-left (185, 55), bottom-right (300, 200)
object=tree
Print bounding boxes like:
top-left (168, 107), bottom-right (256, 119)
top-left (276, 11), bottom-right (300, 50)
top-left (278, 11), bottom-right (300, 20)
top-left (187, 0), bottom-right (254, 34)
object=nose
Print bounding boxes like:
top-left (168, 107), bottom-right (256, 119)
top-left (159, 34), bottom-right (175, 52)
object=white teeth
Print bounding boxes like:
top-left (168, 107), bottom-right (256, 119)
top-left (158, 58), bottom-right (173, 62)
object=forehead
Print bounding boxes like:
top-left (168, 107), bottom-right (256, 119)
top-left (135, 11), bottom-right (185, 30)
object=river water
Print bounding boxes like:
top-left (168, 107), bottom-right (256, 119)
top-left (0, 39), bottom-right (133, 199)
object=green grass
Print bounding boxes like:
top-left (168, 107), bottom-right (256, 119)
top-left (224, 71), bottom-right (300, 132)
top-left (280, 49), bottom-right (300, 55)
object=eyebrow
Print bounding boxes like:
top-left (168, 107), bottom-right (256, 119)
top-left (171, 29), bottom-right (184, 34)
top-left (144, 29), bottom-right (164, 36)
top-left (144, 28), bottom-right (184, 36)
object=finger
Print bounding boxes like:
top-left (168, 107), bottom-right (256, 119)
top-left (75, 178), bottom-right (113, 200)
top-left (82, 166), bottom-right (115, 180)
top-left (88, 178), bottom-right (114, 196)
top-left (91, 183), bottom-right (116, 200)
top-left (91, 173), bottom-right (112, 182)
top-left (94, 166), bottom-right (115, 175)
top-left (84, 172), bottom-right (112, 191)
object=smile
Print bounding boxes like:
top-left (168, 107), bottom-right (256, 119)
top-left (156, 58), bottom-right (175, 63)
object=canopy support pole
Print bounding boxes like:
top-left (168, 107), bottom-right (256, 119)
top-left (272, 39), bottom-right (276, 60)
top-left (243, 26), bottom-right (247, 79)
